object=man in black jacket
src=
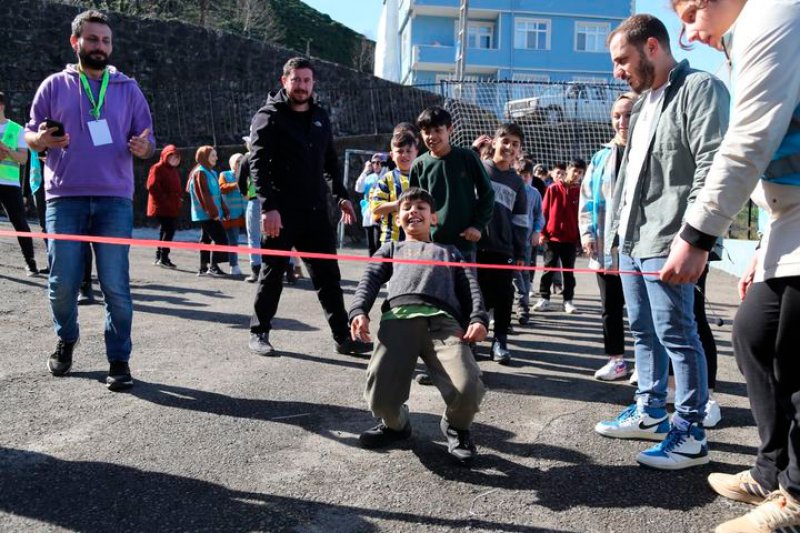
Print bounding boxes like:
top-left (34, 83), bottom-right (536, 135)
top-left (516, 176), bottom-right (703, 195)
top-left (247, 57), bottom-right (371, 356)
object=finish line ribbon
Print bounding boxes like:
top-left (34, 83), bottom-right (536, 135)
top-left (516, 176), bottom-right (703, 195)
top-left (0, 229), bottom-right (659, 276)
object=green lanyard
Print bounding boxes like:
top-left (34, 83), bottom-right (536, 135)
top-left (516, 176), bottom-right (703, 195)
top-left (79, 68), bottom-right (110, 120)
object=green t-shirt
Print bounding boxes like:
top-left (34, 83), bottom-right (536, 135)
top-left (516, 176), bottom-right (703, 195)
top-left (381, 304), bottom-right (452, 322)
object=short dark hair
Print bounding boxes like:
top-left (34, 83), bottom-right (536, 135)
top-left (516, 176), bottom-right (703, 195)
top-left (391, 131), bottom-right (418, 149)
top-left (568, 158), bottom-right (588, 171)
top-left (0, 92), bottom-right (5, 107)
top-left (553, 162), bottom-right (567, 171)
top-left (283, 57), bottom-right (315, 77)
top-left (416, 106), bottom-right (452, 130)
top-left (608, 14), bottom-right (671, 50)
top-left (398, 187), bottom-right (436, 212)
top-left (72, 10), bottom-right (110, 38)
top-left (494, 122), bottom-right (525, 145)
top-left (518, 159), bottom-right (534, 174)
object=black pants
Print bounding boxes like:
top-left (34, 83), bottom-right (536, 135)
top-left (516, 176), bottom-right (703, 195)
top-left (250, 209), bottom-right (349, 340)
top-left (0, 184), bottom-right (35, 263)
top-left (539, 241), bottom-right (576, 301)
top-left (733, 276), bottom-right (800, 497)
top-left (155, 216), bottom-right (177, 261)
top-left (667, 266), bottom-right (718, 389)
top-left (365, 225), bottom-right (380, 257)
top-left (477, 250), bottom-right (514, 342)
top-left (695, 266), bottom-right (718, 389)
top-left (199, 220), bottom-right (229, 268)
top-left (596, 272), bottom-right (625, 356)
top-left (83, 244), bottom-right (93, 285)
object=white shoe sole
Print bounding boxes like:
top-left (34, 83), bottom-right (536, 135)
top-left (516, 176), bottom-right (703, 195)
top-left (594, 424), bottom-right (667, 441)
top-left (637, 453), bottom-right (710, 470)
top-left (595, 372), bottom-right (628, 382)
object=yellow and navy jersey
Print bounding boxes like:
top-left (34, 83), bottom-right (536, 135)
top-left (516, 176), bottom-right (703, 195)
top-left (369, 169), bottom-right (410, 243)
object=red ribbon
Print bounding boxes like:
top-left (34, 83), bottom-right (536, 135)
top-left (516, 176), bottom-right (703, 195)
top-left (0, 229), bottom-right (659, 276)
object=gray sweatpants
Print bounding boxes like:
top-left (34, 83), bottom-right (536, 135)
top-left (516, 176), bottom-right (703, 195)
top-left (364, 315), bottom-right (485, 431)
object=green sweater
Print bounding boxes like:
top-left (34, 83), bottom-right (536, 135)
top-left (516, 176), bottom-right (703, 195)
top-left (409, 146), bottom-right (495, 254)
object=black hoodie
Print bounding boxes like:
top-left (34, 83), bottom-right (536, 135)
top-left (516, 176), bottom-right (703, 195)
top-left (248, 89), bottom-right (349, 214)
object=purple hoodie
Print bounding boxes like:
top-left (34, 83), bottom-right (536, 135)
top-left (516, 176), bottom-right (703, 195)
top-left (26, 64), bottom-right (155, 200)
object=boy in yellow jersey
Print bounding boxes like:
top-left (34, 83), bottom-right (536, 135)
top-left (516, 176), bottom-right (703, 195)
top-left (369, 130), bottom-right (418, 243)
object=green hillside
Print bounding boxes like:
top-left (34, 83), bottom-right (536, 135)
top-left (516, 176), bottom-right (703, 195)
top-left (60, 0), bottom-right (375, 72)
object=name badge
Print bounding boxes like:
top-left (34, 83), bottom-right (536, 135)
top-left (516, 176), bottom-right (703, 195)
top-left (87, 119), bottom-right (112, 147)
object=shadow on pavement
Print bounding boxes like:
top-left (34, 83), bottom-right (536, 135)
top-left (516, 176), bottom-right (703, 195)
top-left (0, 447), bottom-right (564, 532)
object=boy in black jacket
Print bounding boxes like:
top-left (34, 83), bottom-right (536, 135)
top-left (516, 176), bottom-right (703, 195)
top-left (478, 124), bottom-right (529, 364)
top-left (349, 188), bottom-right (488, 465)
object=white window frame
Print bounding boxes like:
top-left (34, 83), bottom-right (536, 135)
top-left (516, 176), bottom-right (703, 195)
top-left (572, 76), bottom-right (609, 84)
top-left (514, 18), bottom-right (551, 51)
top-left (453, 20), bottom-right (495, 50)
top-left (511, 73), bottom-right (550, 100)
top-left (575, 21), bottom-right (610, 53)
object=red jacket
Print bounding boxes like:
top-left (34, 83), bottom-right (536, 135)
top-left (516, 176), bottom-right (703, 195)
top-left (146, 145), bottom-right (183, 218)
top-left (542, 180), bottom-right (580, 244)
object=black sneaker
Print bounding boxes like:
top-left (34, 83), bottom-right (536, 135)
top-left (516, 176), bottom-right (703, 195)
top-left (25, 260), bottom-right (39, 277)
top-left (245, 265), bottom-right (261, 283)
top-left (359, 420), bottom-right (412, 449)
top-left (285, 266), bottom-right (297, 285)
top-left (77, 283), bottom-right (95, 305)
top-left (415, 372), bottom-right (434, 386)
top-left (440, 418), bottom-right (477, 465)
top-left (249, 332), bottom-right (276, 356)
top-left (159, 258), bottom-right (177, 269)
top-left (47, 339), bottom-right (78, 376)
top-left (106, 361), bottom-right (133, 391)
top-left (518, 307), bottom-right (530, 325)
top-left (207, 265), bottom-right (227, 277)
top-left (197, 266), bottom-right (209, 277)
top-left (335, 337), bottom-right (373, 355)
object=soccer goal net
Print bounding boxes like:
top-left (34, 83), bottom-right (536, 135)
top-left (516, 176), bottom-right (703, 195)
top-left (439, 80), bottom-right (627, 167)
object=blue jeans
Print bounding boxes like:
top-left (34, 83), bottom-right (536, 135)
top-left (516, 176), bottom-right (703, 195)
top-left (46, 197), bottom-right (133, 362)
top-left (225, 227), bottom-right (240, 267)
top-left (513, 244), bottom-right (533, 308)
top-left (245, 199), bottom-right (262, 267)
top-left (619, 254), bottom-right (708, 423)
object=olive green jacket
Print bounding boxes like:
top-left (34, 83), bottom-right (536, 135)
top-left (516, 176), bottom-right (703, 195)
top-left (609, 60), bottom-right (730, 259)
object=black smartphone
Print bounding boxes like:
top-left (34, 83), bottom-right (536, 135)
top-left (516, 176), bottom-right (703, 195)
top-left (44, 118), bottom-right (65, 137)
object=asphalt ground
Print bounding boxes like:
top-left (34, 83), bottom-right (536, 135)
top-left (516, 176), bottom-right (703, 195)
top-left (0, 225), bottom-right (757, 533)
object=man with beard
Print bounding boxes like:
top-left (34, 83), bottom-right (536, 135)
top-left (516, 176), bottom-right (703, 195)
top-left (593, 14), bottom-right (729, 470)
top-left (247, 57), bottom-right (371, 356)
top-left (25, 10), bottom-right (154, 391)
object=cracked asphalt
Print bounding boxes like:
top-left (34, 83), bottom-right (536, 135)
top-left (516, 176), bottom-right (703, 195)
top-left (0, 225), bottom-right (757, 532)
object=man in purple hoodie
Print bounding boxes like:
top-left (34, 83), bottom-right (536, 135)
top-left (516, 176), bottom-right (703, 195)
top-left (25, 9), bottom-right (154, 391)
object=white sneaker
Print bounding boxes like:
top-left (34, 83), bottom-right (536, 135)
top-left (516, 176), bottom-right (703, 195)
top-left (636, 420), bottom-right (710, 470)
top-left (594, 359), bottom-right (628, 381)
top-left (230, 265), bottom-right (243, 276)
top-left (628, 367), bottom-right (638, 385)
top-left (528, 290), bottom-right (536, 299)
top-left (532, 298), bottom-right (551, 312)
top-left (704, 398), bottom-right (722, 428)
top-left (563, 300), bottom-right (577, 314)
top-left (595, 403), bottom-right (669, 441)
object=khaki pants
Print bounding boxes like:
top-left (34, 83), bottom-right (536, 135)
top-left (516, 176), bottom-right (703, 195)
top-left (364, 315), bottom-right (485, 431)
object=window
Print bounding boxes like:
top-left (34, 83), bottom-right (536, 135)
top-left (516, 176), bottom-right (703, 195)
top-left (514, 18), bottom-right (550, 50)
top-left (454, 21), bottom-right (495, 50)
top-left (575, 21), bottom-right (610, 53)
top-left (511, 73), bottom-right (550, 100)
top-left (572, 76), bottom-right (610, 84)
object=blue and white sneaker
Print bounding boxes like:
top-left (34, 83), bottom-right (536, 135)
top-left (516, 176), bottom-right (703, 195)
top-left (637, 421), bottom-right (710, 470)
top-left (595, 403), bottom-right (669, 440)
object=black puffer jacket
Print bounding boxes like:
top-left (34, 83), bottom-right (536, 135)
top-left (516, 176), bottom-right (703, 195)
top-left (248, 89), bottom-right (349, 214)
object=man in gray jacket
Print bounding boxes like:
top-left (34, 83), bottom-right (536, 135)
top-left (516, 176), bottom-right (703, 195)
top-left (593, 14), bottom-right (729, 470)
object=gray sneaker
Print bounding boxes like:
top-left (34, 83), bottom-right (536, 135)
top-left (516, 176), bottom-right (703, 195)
top-left (491, 340), bottom-right (511, 365)
top-left (249, 332), bottom-right (276, 356)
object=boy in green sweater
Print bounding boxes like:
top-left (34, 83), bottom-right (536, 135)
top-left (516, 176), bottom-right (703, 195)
top-left (408, 106), bottom-right (495, 261)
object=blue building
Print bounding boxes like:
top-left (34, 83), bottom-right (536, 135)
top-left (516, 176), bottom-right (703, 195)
top-left (391, 0), bottom-right (634, 87)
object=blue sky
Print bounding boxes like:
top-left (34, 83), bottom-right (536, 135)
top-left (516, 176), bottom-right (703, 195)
top-left (302, 0), bottom-right (724, 75)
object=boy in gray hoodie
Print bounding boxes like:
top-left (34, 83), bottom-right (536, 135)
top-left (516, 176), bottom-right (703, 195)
top-left (349, 187), bottom-right (488, 465)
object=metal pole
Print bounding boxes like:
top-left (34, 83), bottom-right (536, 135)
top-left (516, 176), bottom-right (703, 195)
top-left (455, 0), bottom-right (470, 81)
